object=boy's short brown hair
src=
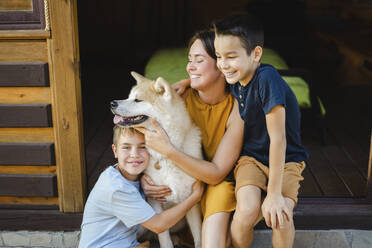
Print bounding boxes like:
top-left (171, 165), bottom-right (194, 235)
top-left (213, 14), bottom-right (264, 55)
top-left (113, 125), bottom-right (143, 145)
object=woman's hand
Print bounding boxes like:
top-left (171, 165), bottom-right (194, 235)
top-left (140, 174), bottom-right (172, 202)
top-left (135, 119), bottom-right (175, 157)
top-left (172, 78), bottom-right (190, 95)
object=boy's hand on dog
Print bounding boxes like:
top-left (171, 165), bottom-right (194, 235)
top-left (261, 193), bottom-right (291, 229)
top-left (141, 174), bottom-right (171, 202)
top-left (191, 180), bottom-right (204, 201)
top-left (135, 119), bottom-right (174, 157)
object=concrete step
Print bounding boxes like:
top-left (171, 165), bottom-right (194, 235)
top-left (0, 230), bottom-right (371, 248)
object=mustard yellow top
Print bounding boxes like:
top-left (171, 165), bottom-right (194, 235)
top-left (185, 88), bottom-right (236, 220)
top-left (185, 88), bottom-right (234, 161)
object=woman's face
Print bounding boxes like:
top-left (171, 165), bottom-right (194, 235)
top-left (187, 39), bottom-right (223, 91)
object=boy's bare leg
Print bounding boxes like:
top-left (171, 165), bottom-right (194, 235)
top-left (202, 211), bottom-right (231, 248)
top-left (271, 197), bottom-right (295, 248)
top-left (231, 185), bottom-right (262, 248)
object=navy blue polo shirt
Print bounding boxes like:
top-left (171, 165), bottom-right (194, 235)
top-left (229, 64), bottom-right (309, 166)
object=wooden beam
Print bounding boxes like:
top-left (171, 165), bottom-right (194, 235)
top-left (0, 174), bottom-right (57, 197)
top-left (0, 87), bottom-right (51, 104)
top-left (1, 201), bottom-right (372, 231)
top-left (254, 199), bottom-right (372, 230)
top-left (0, 104), bottom-right (52, 127)
top-left (0, 40), bottom-right (48, 62)
top-left (367, 130), bottom-right (372, 201)
top-left (0, 63), bottom-right (49, 87)
top-left (0, 142), bottom-right (55, 165)
top-left (0, 128), bottom-right (54, 142)
top-left (0, 209), bottom-right (82, 231)
top-left (47, 0), bottom-right (86, 212)
top-left (293, 202), bottom-right (372, 229)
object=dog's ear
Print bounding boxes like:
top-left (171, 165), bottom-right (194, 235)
top-left (154, 77), bottom-right (172, 101)
top-left (131, 71), bottom-right (146, 84)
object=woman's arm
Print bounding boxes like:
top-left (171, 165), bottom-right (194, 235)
top-left (172, 78), bottom-right (191, 98)
top-left (141, 181), bottom-right (204, 234)
top-left (137, 99), bottom-right (244, 185)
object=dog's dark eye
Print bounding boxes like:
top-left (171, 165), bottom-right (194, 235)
top-left (134, 99), bottom-right (142, 103)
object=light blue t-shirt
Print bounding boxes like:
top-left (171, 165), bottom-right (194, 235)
top-left (78, 166), bottom-right (156, 248)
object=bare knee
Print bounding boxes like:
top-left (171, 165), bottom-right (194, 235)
top-left (234, 203), bottom-right (261, 228)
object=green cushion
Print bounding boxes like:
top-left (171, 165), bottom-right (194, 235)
top-left (144, 47), bottom-right (315, 110)
top-left (145, 48), bottom-right (189, 84)
top-left (261, 48), bottom-right (289, 70)
top-left (282, 76), bottom-right (311, 108)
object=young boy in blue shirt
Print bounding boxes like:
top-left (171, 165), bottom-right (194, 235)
top-left (79, 126), bottom-right (203, 248)
top-left (213, 14), bottom-right (309, 248)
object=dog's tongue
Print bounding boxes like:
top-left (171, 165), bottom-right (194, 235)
top-left (113, 115), bottom-right (124, 124)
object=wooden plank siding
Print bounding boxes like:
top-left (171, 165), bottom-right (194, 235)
top-left (0, 104), bottom-right (52, 127)
top-left (0, 0), bottom-right (46, 30)
top-left (0, 21), bottom-right (59, 206)
top-left (0, 196), bottom-right (58, 206)
top-left (0, 143), bottom-right (55, 165)
top-left (0, 128), bottom-right (53, 142)
top-left (0, 165), bottom-right (56, 174)
top-left (0, 87), bottom-right (50, 104)
top-left (0, 174), bottom-right (57, 197)
top-left (0, 63), bottom-right (49, 87)
top-left (0, 40), bottom-right (48, 62)
top-left (0, 30), bottom-right (50, 39)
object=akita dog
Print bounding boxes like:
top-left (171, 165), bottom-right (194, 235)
top-left (110, 72), bottom-right (202, 248)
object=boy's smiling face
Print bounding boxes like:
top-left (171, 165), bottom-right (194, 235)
top-left (112, 132), bottom-right (150, 181)
top-left (215, 34), bottom-right (262, 86)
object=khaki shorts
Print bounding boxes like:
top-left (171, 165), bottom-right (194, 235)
top-left (234, 156), bottom-right (305, 204)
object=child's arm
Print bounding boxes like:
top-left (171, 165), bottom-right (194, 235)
top-left (140, 180), bottom-right (204, 234)
top-left (261, 105), bottom-right (291, 229)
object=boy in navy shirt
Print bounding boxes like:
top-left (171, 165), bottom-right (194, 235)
top-left (214, 14), bottom-right (308, 248)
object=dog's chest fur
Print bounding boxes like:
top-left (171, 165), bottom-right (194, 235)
top-left (145, 122), bottom-right (202, 203)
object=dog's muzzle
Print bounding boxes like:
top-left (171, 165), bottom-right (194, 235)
top-left (110, 100), bottom-right (148, 126)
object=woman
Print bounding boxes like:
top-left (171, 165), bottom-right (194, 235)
top-left (138, 30), bottom-right (244, 248)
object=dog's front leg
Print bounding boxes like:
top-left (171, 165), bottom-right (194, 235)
top-left (148, 199), bottom-right (174, 248)
top-left (185, 203), bottom-right (202, 248)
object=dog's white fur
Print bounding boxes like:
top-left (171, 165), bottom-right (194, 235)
top-left (111, 72), bottom-right (203, 248)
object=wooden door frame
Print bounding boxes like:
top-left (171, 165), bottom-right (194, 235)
top-left (367, 130), bottom-right (372, 201)
top-left (47, 0), bottom-right (86, 212)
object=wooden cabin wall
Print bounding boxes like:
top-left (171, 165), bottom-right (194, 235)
top-left (0, 0), bottom-right (86, 212)
top-left (0, 0), bottom-right (58, 208)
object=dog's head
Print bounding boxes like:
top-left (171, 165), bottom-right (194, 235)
top-left (111, 71), bottom-right (177, 128)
